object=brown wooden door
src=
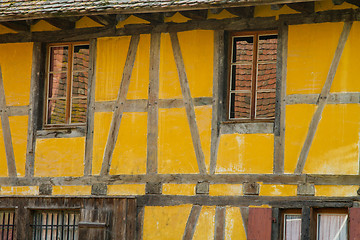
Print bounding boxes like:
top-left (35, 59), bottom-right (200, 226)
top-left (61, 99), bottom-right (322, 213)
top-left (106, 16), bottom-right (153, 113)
top-left (247, 208), bottom-right (272, 240)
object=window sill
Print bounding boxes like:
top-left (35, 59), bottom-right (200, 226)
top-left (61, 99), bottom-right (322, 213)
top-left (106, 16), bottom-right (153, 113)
top-left (220, 121), bottom-right (274, 134)
top-left (37, 126), bottom-right (86, 139)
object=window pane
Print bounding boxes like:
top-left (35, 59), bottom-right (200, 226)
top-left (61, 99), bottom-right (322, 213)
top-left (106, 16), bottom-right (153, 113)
top-left (73, 45), bottom-right (89, 71)
top-left (71, 98), bottom-right (87, 124)
top-left (257, 63), bottom-right (276, 90)
top-left (47, 99), bottom-right (66, 125)
top-left (256, 91), bottom-right (276, 119)
top-left (233, 36), bottom-right (253, 63)
top-left (230, 92), bottom-right (251, 119)
top-left (48, 73), bottom-right (67, 98)
top-left (317, 214), bottom-right (347, 240)
top-left (258, 35), bottom-right (277, 62)
top-left (72, 72), bottom-right (88, 97)
top-left (284, 214), bottom-right (301, 240)
top-left (231, 65), bottom-right (252, 91)
top-left (0, 211), bottom-right (15, 240)
top-left (49, 46), bottom-right (68, 72)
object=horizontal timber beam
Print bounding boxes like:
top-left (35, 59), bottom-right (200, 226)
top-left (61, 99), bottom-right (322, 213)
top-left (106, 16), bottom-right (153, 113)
top-left (1, 174), bottom-right (360, 186)
top-left (286, 92), bottom-right (360, 105)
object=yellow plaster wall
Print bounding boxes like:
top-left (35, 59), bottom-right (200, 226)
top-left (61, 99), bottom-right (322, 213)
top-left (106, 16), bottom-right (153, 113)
top-left (0, 24), bottom-right (17, 34)
top-left (315, 185), bottom-right (358, 197)
top-left (316, 0), bottom-right (358, 11)
top-left (0, 186), bottom-right (39, 195)
top-left (216, 134), bottom-right (273, 174)
top-left (31, 20), bottom-right (60, 32)
top-left (209, 184), bottom-right (242, 196)
top-left (107, 184), bottom-right (145, 195)
top-left (162, 184), bottom-right (196, 195)
top-left (34, 138), bottom-right (85, 177)
top-left (193, 206), bottom-right (216, 240)
top-left (143, 205), bottom-right (191, 240)
top-left (207, 10), bottom-right (237, 19)
top-left (254, 5), bottom-right (298, 19)
top-left (0, 42), bottom-right (32, 106)
top-left (0, 118), bottom-right (8, 177)
top-left (260, 184), bottom-right (297, 196)
top-left (9, 116), bottom-right (28, 177)
top-left (52, 186), bottom-right (91, 195)
top-left (76, 16), bottom-right (103, 28)
top-left (117, 15), bottom-right (149, 28)
top-left (165, 12), bottom-right (190, 23)
top-left (225, 207), bottom-right (247, 240)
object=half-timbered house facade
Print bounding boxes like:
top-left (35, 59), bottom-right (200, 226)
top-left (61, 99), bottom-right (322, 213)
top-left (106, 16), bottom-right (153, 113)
top-left (0, 0), bottom-right (360, 239)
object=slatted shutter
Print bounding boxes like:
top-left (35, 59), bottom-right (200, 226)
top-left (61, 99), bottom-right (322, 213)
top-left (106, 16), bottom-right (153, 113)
top-left (349, 207), bottom-right (360, 240)
top-left (247, 208), bottom-right (272, 240)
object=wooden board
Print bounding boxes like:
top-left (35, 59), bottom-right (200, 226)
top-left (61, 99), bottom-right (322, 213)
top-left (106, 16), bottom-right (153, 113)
top-left (349, 208), bottom-right (360, 240)
top-left (247, 208), bottom-right (272, 240)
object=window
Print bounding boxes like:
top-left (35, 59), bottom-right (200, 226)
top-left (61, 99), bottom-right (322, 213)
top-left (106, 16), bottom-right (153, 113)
top-left (31, 211), bottom-right (80, 240)
top-left (283, 214), bottom-right (302, 240)
top-left (228, 31), bottom-right (277, 121)
top-left (44, 43), bottom-right (89, 128)
top-left (0, 210), bottom-right (15, 240)
top-left (316, 212), bottom-right (348, 240)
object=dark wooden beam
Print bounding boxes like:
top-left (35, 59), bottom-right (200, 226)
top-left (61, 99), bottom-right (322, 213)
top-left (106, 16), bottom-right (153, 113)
top-left (45, 18), bottom-right (75, 30)
top-left (287, 2), bottom-right (315, 14)
top-left (271, 4), bottom-right (285, 10)
top-left (332, 0), bottom-right (346, 5)
top-left (88, 15), bottom-right (117, 26)
top-left (180, 10), bottom-right (208, 20)
top-left (345, 0), bottom-right (360, 7)
top-left (164, 12), bottom-right (177, 18)
top-left (1, 21), bottom-right (29, 32)
top-left (210, 8), bottom-right (224, 14)
top-left (135, 13), bottom-right (164, 24)
top-left (226, 7), bottom-right (254, 18)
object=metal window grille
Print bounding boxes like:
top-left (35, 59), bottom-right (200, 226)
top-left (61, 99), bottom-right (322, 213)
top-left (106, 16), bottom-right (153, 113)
top-left (32, 211), bottom-right (79, 240)
top-left (0, 211), bottom-right (15, 240)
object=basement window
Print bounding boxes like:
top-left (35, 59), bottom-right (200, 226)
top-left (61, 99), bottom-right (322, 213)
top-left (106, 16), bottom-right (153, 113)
top-left (31, 211), bottom-right (80, 240)
top-left (228, 31), bottom-right (277, 121)
top-left (44, 43), bottom-right (89, 128)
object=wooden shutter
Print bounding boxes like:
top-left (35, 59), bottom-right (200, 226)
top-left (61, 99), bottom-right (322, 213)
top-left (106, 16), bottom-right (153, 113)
top-left (247, 208), bottom-right (272, 240)
top-left (349, 208), bottom-right (360, 240)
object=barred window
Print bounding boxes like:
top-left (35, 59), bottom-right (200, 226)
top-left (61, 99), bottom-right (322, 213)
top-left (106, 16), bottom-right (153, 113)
top-left (45, 43), bottom-right (89, 127)
top-left (32, 211), bottom-right (80, 240)
top-left (228, 32), bottom-right (277, 121)
top-left (0, 211), bottom-right (15, 240)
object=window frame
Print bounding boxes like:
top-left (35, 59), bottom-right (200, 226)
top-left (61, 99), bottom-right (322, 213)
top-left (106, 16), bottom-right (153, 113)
top-left (227, 30), bottom-right (278, 123)
top-left (43, 41), bottom-right (90, 129)
top-left (314, 208), bottom-right (349, 240)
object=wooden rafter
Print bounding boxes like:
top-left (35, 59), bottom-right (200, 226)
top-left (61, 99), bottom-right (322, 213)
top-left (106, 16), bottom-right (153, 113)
top-left (170, 32), bottom-right (207, 175)
top-left (294, 21), bottom-right (353, 174)
top-left (100, 35), bottom-right (140, 175)
top-left (0, 66), bottom-right (17, 177)
top-left (89, 15), bottom-right (117, 26)
top-left (1, 21), bottom-right (29, 32)
top-left (182, 205), bottom-right (202, 240)
top-left (146, 32), bottom-right (161, 174)
top-left (180, 10), bottom-right (208, 20)
top-left (45, 18), bottom-right (75, 30)
top-left (287, 2), bottom-right (315, 14)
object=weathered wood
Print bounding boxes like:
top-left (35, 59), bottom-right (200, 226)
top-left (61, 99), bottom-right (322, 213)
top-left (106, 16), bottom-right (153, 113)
top-left (0, 66), bottom-right (17, 177)
top-left (25, 42), bottom-right (42, 177)
top-left (1, 21), bottom-right (29, 32)
top-left (89, 15), bottom-right (117, 26)
top-left (271, 208), bottom-right (281, 240)
top-left (349, 208), bottom-right (360, 240)
top-left (295, 21), bottom-right (353, 174)
top-left (84, 38), bottom-right (97, 176)
top-left (287, 2), bottom-right (315, 14)
top-left (214, 206), bottom-right (226, 240)
top-left (180, 10), bottom-right (208, 20)
top-left (226, 7), bottom-right (254, 18)
top-left (100, 35), bottom-right (140, 175)
top-left (220, 122), bottom-right (274, 135)
top-left (45, 18), bottom-right (75, 30)
top-left (239, 207), bottom-right (249, 238)
top-left (147, 32), bottom-right (161, 174)
top-left (346, 0), bottom-right (360, 7)
top-left (94, 97), bottom-right (212, 112)
top-left (247, 208), bottom-right (272, 240)
top-left (135, 13), bottom-right (164, 24)
top-left (210, 30), bottom-right (224, 175)
top-left (6, 105), bottom-right (28, 116)
top-left (274, 22), bottom-right (288, 174)
top-left (286, 92), bottom-right (360, 105)
top-left (170, 32), bottom-right (207, 174)
top-left (36, 127), bottom-right (86, 139)
top-left (300, 207), bottom-right (312, 240)
top-left (182, 205), bottom-right (202, 240)
top-left (136, 206), bottom-right (144, 240)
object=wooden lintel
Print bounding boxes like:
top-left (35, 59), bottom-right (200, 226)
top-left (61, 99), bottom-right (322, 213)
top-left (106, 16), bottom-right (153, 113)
top-left (1, 21), bottom-right (29, 32)
top-left (225, 7), bottom-right (255, 18)
top-left (180, 10), bottom-right (208, 20)
top-left (345, 0), bottom-right (360, 7)
top-left (44, 18), bottom-right (75, 30)
top-left (89, 15), bottom-right (117, 26)
top-left (287, 2), bottom-right (315, 14)
top-left (135, 13), bottom-right (164, 24)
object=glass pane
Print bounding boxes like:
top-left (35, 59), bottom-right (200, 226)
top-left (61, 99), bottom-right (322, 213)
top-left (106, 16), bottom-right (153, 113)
top-left (73, 45), bottom-right (90, 71)
top-left (257, 63), bottom-right (276, 90)
top-left (258, 34), bottom-right (277, 62)
top-left (317, 214), bottom-right (347, 240)
top-left (48, 73), bottom-right (67, 98)
top-left (233, 36), bottom-right (253, 63)
top-left (284, 215), bottom-right (301, 240)
top-left (47, 99), bottom-right (66, 124)
top-left (49, 46), bottom-right (68, 72)
top-left (72, 72), bottom-right (88, 97)
top-left (71, 98), bottom-right (87, 124)
top-left (256, 91), bottom-right (276, 119)
top-left (231, 65), bottom-right (252, 91)
top-left (230, 92), bottom-right (251, 119)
